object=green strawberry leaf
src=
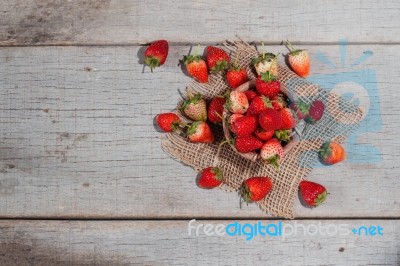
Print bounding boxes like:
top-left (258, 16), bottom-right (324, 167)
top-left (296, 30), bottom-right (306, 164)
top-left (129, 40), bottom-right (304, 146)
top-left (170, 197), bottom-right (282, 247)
top-left (211, 167), bottom-right (223, 181)
top-left (144, 56), bottom-right (161, 72)
top-left (266, 154), bottom-right (280, 170)
top-left (314, 191), bottom-right (328, 206)
top-left (260, 71), bottom-right (276, 82)
top-left (319, 142), bottom-right (333, 160)
top-left (275, 130), bottom-right (291, 142)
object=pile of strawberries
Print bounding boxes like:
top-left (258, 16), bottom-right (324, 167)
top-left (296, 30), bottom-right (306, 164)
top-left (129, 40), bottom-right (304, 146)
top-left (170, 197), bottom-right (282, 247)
top-left (147, 39), bottom-right (348, 209)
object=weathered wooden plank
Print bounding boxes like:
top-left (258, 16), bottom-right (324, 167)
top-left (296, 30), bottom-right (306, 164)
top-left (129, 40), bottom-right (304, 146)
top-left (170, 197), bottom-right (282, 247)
top-left (0, 44), bottom-right (399, 218)
top-left (2, 0), bottom-right (400, 45)
top-left (0, 220), bottom-right (398, 265)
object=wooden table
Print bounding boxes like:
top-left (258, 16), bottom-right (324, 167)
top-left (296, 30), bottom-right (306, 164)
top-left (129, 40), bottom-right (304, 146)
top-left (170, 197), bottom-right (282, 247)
top-left (1, 1), bottom-right (399, 265)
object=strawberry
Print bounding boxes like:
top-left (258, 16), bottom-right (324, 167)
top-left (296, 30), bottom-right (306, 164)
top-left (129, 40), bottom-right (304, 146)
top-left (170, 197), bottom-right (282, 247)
top-left (226, 67), bottom-right (248, 89)
top-left (242, 176), bottom-right (273, 202)
top-left (271, 95), bottom-right (287, 110)
top-left (255, 71), bottom-right (281, 99)
top-left (319, 141), bottom-right (346, 165)
top-left (187, 121), bottom-right (214, 143)
top-left (181, 93), bottom-right (207, 121)
top-left (252, 46), bottom-right (278, 76)
top-left (286, 41), bottom-right (310, 78)
top-left (228, 114), bottom-right (244, 133)
top-left (198, 167), bottom-right (223, 189)
top-left (183, 53), bottom-right (208, 83)
top-left (207, 96), bottom-right (226, 124)
top-left (144, 40), bottom-right (169, 72)
top-left (205, 46), bottom-right (230, 74)
top-left (156, 113), bottom-right (181, 132)
top-left (244, 90), bottom-right (258, 102)
top-left (247, 96), bottom-right (272, 116)
top-left (274, 129), bottom-right (292, 142)
top-left (226, 52), bottom-right (248, 89)
top-left (279, 108), bottom-right (297, 130)
top-left (235, 135), bottom-right (263, 153)
top-left (226, 90), bottom-right (249, 114)
top-left (289, 101), bottom-right (310, 120)
top-left (299, 180), bottom-right (327, 207)
top-left (305, 100), bottom-right (325, 124)
top-left (260, 138), bottom-right (283, 169)
top-left (232, 116), bottom-right (258, 137)
top-left (258, 108), bottom-right (282, 132)
top-left (255, 128), bottom-right (274, 141)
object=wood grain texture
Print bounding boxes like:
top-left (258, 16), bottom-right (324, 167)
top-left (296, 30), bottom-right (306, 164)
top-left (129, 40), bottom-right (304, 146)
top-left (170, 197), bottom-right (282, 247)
top-left (1, 0), bottom-right (400, 45)
top-left (0, 44), bottom-right (399, 218)
top-left (0, 220), bottom-right (398, 265)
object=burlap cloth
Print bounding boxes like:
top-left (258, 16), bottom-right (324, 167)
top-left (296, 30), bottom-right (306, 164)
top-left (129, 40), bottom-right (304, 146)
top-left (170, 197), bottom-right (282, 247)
top-left (162, 40), bottom-right (363, 218)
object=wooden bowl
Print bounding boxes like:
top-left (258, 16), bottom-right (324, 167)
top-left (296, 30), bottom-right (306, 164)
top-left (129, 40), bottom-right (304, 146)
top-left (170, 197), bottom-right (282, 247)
top-left (222, 80), bottom-right (299, 162)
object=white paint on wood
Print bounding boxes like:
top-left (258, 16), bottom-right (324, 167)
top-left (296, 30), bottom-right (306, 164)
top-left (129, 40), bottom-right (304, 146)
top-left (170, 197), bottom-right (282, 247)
top-left (0, 45), bottom-right (399, 218)
top-left (1, 0), bottom-right (400, 45)
top-left (0, 220), bottom-right (398, 265)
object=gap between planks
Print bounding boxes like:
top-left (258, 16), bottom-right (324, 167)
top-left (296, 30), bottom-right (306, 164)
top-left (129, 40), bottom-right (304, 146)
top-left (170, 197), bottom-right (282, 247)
top-left (0, 217), bottom-right (399, 221)
top-left (2, 41), bottom-right (400, 48)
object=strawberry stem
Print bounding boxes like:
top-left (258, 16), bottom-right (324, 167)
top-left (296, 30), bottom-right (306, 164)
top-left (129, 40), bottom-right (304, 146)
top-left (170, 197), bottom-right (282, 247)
top-left (302, 123), bottom-right (310, 135)
top-left (286, 40), bottom-right (295, 52)
top-left (219, 139), bottom-right (233, 147)
top-left (214, 111), bottom-right (225, 121)
top-left (194, 44), bottom-right (200, 56)
top-left (261, 42), bottom-right (265, 58)
top-left (179, 122), bottom-right (190, 128)
top-left (294, 126), bottom-right (302, 137)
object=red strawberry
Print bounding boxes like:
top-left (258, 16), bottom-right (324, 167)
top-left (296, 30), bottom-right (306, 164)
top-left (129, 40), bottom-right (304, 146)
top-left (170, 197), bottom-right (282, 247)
top-left (207, 96), bottom-right (226, 124)
top-left (274, 129), bottom-right (292, 142)
top-left (299, 181), bottom-right (327, 207)
top-left (244, 90), bottom-right (258, 102)
top-left (255, 128), bottom-right (274, 141)
top-left (187, 121), bottom-right (214, 143)
top-left (260, 138), bottom-right (283, 169)
top-left (226, 90), bottom-right (249, 114)
top-left (228, 114), bottom-right (244, 133)
top-left (205, 46), bottom-right (230, 73)
top-left (247, 96), bottom-right (272, 116)
top-left (232, 116), bottom-right (258, 137)
top-left (181, 93), bottom-right (207, 121)
top-left (305, 100), bottom-right (325, 124)
top-left (144, 40), bottom-right (169, 72)
top-left (235, 135), bottom-right (263, 153)
top-left (255, 71), bottom-right (281, 99)
top-left (242, 176), bottom-right (273, 202)
top-left (156, 113), bottom-right (181, 132)
top-left (289, 101), bottom-right (310, 120)
top-left (252, 48), bottom-right (278, 76)
top-left (286, 41), bottom-right (310, 78)
top-left (279, 108), bottom-right (297, 130)
top-left (319, 141), bottom-right (346, 165)
top-left (271, 95), bottom-right (287, 110)
top-left (183, 54), bottom-right (208, 83)
top-left (198, 167), bottom-right (223, 189)
top-left (226, 67), bottom-right (248, 89)
top-left (258, 108), bottom-right (282, 132)
top-left (226, 52), bottom-right (248, 88)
